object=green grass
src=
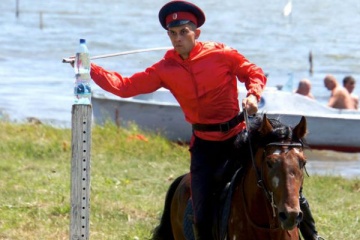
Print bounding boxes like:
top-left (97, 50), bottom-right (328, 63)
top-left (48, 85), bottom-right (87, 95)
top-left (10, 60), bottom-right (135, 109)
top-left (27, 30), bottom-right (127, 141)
top-left (0, 121), bottom-right (359, 240)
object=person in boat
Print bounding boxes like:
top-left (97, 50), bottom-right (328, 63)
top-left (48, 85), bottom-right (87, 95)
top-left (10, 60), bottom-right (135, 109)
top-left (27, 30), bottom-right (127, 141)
top-left (76, 1), bottom-right (322, 239)
top-left (343, 75), bottom-right (359, 109)
top-left (295, 78), bottom-right (315, 99)
top-left (324, 74), bottom-right (355, 110)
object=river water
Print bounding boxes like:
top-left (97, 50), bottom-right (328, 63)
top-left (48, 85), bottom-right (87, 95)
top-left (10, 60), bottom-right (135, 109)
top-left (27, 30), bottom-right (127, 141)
top-left (0, 0), bottom-right (359, 178)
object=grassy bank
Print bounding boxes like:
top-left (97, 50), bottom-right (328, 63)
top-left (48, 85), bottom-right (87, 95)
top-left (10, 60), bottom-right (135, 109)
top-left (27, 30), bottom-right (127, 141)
top-left (0, 121), bottom-right (359, 240)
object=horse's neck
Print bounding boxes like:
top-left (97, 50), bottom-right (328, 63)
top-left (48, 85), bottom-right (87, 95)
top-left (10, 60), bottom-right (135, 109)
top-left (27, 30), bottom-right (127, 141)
top-left (243, 167), bottom-right (278, 228)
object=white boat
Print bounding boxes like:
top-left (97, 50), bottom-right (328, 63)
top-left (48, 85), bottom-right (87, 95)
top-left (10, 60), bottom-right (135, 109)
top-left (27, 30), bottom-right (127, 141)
top-left (91, 88), bottom-right (360, 153)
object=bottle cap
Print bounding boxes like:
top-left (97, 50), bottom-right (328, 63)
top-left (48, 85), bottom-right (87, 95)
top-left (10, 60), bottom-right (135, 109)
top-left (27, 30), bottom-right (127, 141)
top-left (80, 39), bottom-right (86, 44)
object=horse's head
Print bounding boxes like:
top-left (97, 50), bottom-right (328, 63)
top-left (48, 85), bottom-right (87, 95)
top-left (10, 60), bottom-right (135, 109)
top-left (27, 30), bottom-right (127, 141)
top-left (249, 114), bottom-right (307, 230)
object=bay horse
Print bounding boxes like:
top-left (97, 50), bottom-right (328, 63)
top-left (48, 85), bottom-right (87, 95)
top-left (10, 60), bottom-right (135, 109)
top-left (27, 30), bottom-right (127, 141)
top-left (152, 114), bottom-right (308, 240)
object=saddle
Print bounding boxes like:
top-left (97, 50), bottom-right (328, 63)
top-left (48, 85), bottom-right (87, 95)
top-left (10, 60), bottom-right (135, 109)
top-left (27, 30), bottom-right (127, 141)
top-left (183, 167), bottom-right (243, 240)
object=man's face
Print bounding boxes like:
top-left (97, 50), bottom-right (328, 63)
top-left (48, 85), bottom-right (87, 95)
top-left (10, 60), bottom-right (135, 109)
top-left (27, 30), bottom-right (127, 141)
top-left (324, 79), bottom-right (334, 90)
top-left (345, 81), bottom-right (355, 93)
top-left (167, 24), bottom-right (199, 59)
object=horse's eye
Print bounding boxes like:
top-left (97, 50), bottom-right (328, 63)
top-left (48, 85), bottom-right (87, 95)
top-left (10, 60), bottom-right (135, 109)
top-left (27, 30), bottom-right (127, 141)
top-left (266, 160), bottom-right (274, 169)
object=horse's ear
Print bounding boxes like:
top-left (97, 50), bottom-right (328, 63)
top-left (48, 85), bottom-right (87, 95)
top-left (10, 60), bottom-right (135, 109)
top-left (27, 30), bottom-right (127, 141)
top-left (259, 114), bottom-right (273, 135)
top-left (293, 116), bottom-right (307, 139)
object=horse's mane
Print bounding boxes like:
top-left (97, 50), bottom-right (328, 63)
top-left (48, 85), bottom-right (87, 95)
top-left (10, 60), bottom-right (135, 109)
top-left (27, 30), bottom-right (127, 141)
top-left (234, 114), bottom-right (307, 165)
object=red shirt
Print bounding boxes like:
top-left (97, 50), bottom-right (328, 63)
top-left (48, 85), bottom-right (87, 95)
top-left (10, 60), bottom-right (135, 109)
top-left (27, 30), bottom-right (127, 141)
top-left (90, 41), bottom-right (267, 141)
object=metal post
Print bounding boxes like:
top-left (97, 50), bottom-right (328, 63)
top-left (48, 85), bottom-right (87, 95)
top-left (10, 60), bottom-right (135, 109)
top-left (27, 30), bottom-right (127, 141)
top-left (70, 105), bottom-right (92, 240)
top-left (15, 0), bottom-right (20, 18)
top-left (39, 11), bottom-right (43, 29)
top-left (309, 50), bottom-right (313, 76)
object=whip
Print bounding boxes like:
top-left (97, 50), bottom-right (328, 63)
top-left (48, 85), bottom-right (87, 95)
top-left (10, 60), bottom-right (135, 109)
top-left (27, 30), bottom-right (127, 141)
top-left (62, 46), bottom-right (172, 63)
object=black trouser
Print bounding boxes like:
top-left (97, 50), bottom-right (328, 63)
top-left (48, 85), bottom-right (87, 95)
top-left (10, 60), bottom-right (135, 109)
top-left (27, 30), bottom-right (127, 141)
top-left (189, 135), bottom-right (240, 239)
top-left (299, 188), bottom-right (319, 240)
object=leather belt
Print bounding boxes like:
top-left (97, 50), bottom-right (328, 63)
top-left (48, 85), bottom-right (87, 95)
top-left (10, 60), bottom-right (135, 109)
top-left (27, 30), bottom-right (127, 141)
top-left (192, 112), bottom-right (245, 132)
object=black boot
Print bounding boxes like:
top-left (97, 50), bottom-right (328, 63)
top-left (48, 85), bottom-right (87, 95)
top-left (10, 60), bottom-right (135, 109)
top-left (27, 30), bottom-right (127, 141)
top-left (299, 193), bottom-right (324, 240)
top-left (192, 223), bottom-right (213, 240)
top-left (192, 224), bottom-right (201, 240)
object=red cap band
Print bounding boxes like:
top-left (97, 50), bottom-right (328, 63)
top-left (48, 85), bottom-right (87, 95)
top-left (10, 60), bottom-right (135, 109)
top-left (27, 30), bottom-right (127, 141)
top-left (165, 11), bottom-right (198, 27)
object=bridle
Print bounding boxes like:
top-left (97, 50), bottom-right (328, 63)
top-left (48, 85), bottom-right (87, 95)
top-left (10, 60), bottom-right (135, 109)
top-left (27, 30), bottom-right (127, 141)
top-left (257, 141), bottom-right (304, 217)
top-left (244, 110), bottom-right (304, 218)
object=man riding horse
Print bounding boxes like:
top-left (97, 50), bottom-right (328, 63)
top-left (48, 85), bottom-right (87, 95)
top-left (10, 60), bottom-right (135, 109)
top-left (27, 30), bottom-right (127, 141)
top-left (88, 0), bottom-right (322, 238)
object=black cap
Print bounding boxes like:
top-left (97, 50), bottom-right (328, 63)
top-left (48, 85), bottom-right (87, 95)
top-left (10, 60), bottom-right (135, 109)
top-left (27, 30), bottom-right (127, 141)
top-left (158, 1), bottom-right (205, 30)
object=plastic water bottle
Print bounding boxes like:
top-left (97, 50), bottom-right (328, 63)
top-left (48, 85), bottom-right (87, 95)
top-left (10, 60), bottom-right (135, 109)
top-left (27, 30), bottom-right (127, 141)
top-left (74, 39), bottom-right (91, 105)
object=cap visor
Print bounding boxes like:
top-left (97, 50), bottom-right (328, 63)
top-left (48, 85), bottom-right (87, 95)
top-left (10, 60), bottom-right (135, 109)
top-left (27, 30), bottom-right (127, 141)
top-left (167, 20), bottom-right (191, 28)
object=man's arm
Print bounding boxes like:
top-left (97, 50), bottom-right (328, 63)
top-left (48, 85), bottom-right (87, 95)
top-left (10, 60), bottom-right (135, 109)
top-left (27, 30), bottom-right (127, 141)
top-left (90, 63), bottom-right (163, 98)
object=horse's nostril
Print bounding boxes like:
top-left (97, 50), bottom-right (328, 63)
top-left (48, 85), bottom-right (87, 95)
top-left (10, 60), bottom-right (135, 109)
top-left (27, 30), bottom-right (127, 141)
top-left (279, 212), bottom-right (287, 221)
top-left (279, 211), bottom-right (303, 223)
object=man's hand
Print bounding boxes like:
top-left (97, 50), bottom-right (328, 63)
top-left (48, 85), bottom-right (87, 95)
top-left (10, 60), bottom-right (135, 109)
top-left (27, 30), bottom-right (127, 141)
top-left (62, 56), bottom-right (75, 67)
top-left (242, 94), bottom-right (258, 115)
